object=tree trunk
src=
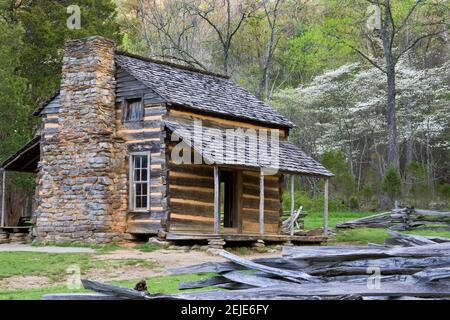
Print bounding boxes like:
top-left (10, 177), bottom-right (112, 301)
top-left (381, 0), bottom-right (399, 172)
top-left (385, 58), bottom-right (399, 171)
top-left (405, 102), bottom-right (414, 167)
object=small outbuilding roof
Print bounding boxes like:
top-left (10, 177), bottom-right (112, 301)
top-left (0, 136), bottom-right (40, 172)
top-left (115, 53), bottom-right (294, 129)
top-left (164, 121), bottom-right (333, 177)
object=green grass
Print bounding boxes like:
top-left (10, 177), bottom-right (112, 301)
top-left (330, 228), bottom-right (389, 245)
top-left (30, 240), bottom-right (121, 253)
top-left (0, 273), bottom-right (216, 300)
top-left (0, 252), bottom-right (155, 281)
top-left (134, 243), bottom-right (164, 252)
top-left (228, 247), bottom-right (253, 255)
top-left (303, 210), bottom-right (373, 230)
top-left (303, 210), bottom-right (450, 245)
top-left (2, 210), bottom-right (449, 299)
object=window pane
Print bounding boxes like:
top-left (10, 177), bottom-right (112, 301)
top-left (141, 195), bottom-right (148, 208)
top-left (141, 156), bottom-right (148, 168)
top-left (141, 169), bottom-right (147, 181)
top-left (134, 169), bottom-right (140, 181)
top-left (135, 196), bottom-right (142, 208)
top-left (125, 99), bottom-right (142, 121)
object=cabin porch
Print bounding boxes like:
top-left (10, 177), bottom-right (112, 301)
top-left (164, 121), bottom-right (333, 244)
top-left (166, 163), bottom-right (330, 245)
top-left (165, 232), bottom-right (327, 244)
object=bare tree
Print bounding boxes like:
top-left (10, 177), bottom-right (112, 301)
top-left (134, 0), bottom-right (210, 69)
top-left (188, 0), bottom-right (259, 74)
top-left (259, 0), bottom-right (284, 100)
top-left (335, 0), bottom-right (449, 172)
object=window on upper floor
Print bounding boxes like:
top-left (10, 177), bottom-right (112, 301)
top-left (122, 97), bottom-right (143, 122)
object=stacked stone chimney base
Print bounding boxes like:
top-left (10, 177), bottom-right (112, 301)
top-left (33, 36), bottom-right (128, 243)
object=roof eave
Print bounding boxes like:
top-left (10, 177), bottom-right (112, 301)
top-left (33, 90), bottom-right (60, 117)
top-left (166, 102), bottom-right (294, 130)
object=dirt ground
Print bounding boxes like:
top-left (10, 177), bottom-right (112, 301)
top-left (96, 248), bottom-right (279, 267)
top-left (0, 276), bottom-right (53, 290)
top-left (0, 247), bottom-right (281, 291)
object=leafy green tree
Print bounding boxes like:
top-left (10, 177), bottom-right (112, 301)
top-left (1, 0), bottom-right (122, 194)
top-left (11, 0), bottom-right (122, 101)
top-left (438, 183), bottom-right (450, 207)
top-left (320, 150), bottom-right (357, 204)
top-left (381, 167), bottom-right (401, 204)
top-left (0, 21), bottom-right (29, 161)
top-left (405, 161), bottom-right (430, 206)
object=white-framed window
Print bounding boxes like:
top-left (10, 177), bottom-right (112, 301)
top-left (129, 152), bottom-right (150, 211)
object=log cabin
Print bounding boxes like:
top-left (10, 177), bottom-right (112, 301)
top-left (0, 36), bottom-right (332, 245)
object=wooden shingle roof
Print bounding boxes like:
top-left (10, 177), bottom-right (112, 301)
top-left (115, 53), bottom-right (294, 128)
top-left (165, 121), bottom-right (332, 177)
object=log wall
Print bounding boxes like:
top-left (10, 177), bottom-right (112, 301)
top-left (167, 160), bottom-right (215, 233)
top-left (166, 141), bottom-right (284, 234)
top-left (241, 171), bottom-right (283, 235)
top-left (114, 67), bottom-right (168, 234)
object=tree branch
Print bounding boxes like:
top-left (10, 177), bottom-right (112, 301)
top-left (396, 29), bottom-right (448, 62)
top-left (332, 34), bottom-right (387, 73)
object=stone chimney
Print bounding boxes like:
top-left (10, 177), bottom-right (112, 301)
top-left (35, 36), bottom-right (127, 243)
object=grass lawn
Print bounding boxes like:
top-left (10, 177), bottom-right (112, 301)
top-left (303, 210), bottom-right (374, 230)
top-left (304, 210), bottom-right (450, 245)
top-left (0, 252), bottom-right (155, 282)
top-left (0, 249), bottom-right (216, 300)
top-left (0, 273), bottom-right (215, 300)
top-left (1, 210), bottom-right (449, 299)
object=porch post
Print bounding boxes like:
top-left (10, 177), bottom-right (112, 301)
top-left (259, 169), bottom-right (264, 235)
top-left (290, 174), bottom-right (295, 236)
top-left (213, 166), bottom-right (219, 235)
top-left (1, 169), bottom-right (5, 227)
top-left (324, 178), bottom-right (329, 235)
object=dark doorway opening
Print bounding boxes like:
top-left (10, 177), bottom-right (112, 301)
top-left (219, 170), bottom-right (237, 228)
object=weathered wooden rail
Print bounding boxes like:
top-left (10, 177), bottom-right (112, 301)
top-left (43, 232), bottom-right (450, 300)
top-left (336, 207), bottom-right (450, 231)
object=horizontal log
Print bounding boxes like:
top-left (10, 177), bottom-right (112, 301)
top-left (168, 223), bottom-right (213, 233)
top-left (168, 176), bottom-right (214, 188)
top-left (179, 276), bottom-right (230, 290)
top-left (127, 221), bottom-right (160, 234)
top-left (283, 242), bottom-right (450, 261)
top-left (242, 198), bottom-right (281, 212)
top-left (168, 165), bottom-right (214, 176)
top-left (242, 221), bottom-right (279, 234)
top-left (218, 250), bottom-right (319, 283)
top-left (170, 202), bottom-right (213, 216)
top-left (82, 280), bottom-right (148, 300)
top-left (243, 184), bottom-right (279, 198)
top-left (42, 293), bottom-right (126, 300)
top-left (221, 271), bottom-right (294, 288)
top-left (170, 281), bottom-right (450, 299)
top-left (170, 213), bottom-right (214, 223)
top-left (169, 189), bottom-right (213, 203)
top-left (415, 209), bottom-right (450, 217)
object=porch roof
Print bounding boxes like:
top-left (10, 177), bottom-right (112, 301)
top-left (0, 136), bottom-right (40, 172)
top-left (164, 121), bottom-right (333, 178)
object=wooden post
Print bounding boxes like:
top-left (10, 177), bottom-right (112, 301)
top-left (1, 169), bottom-right (5, 227)
top-left (213, 166), bottom-right (219, 235)
top-left (324, 179), bottom-right (329, 236)
top-left (290, 174), bottom-right (295, 236)
top-left (259, 169), bottom-right (264, 235)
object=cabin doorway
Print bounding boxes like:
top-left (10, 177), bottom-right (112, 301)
top-left (219, 170), bottom-right (239, 229)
